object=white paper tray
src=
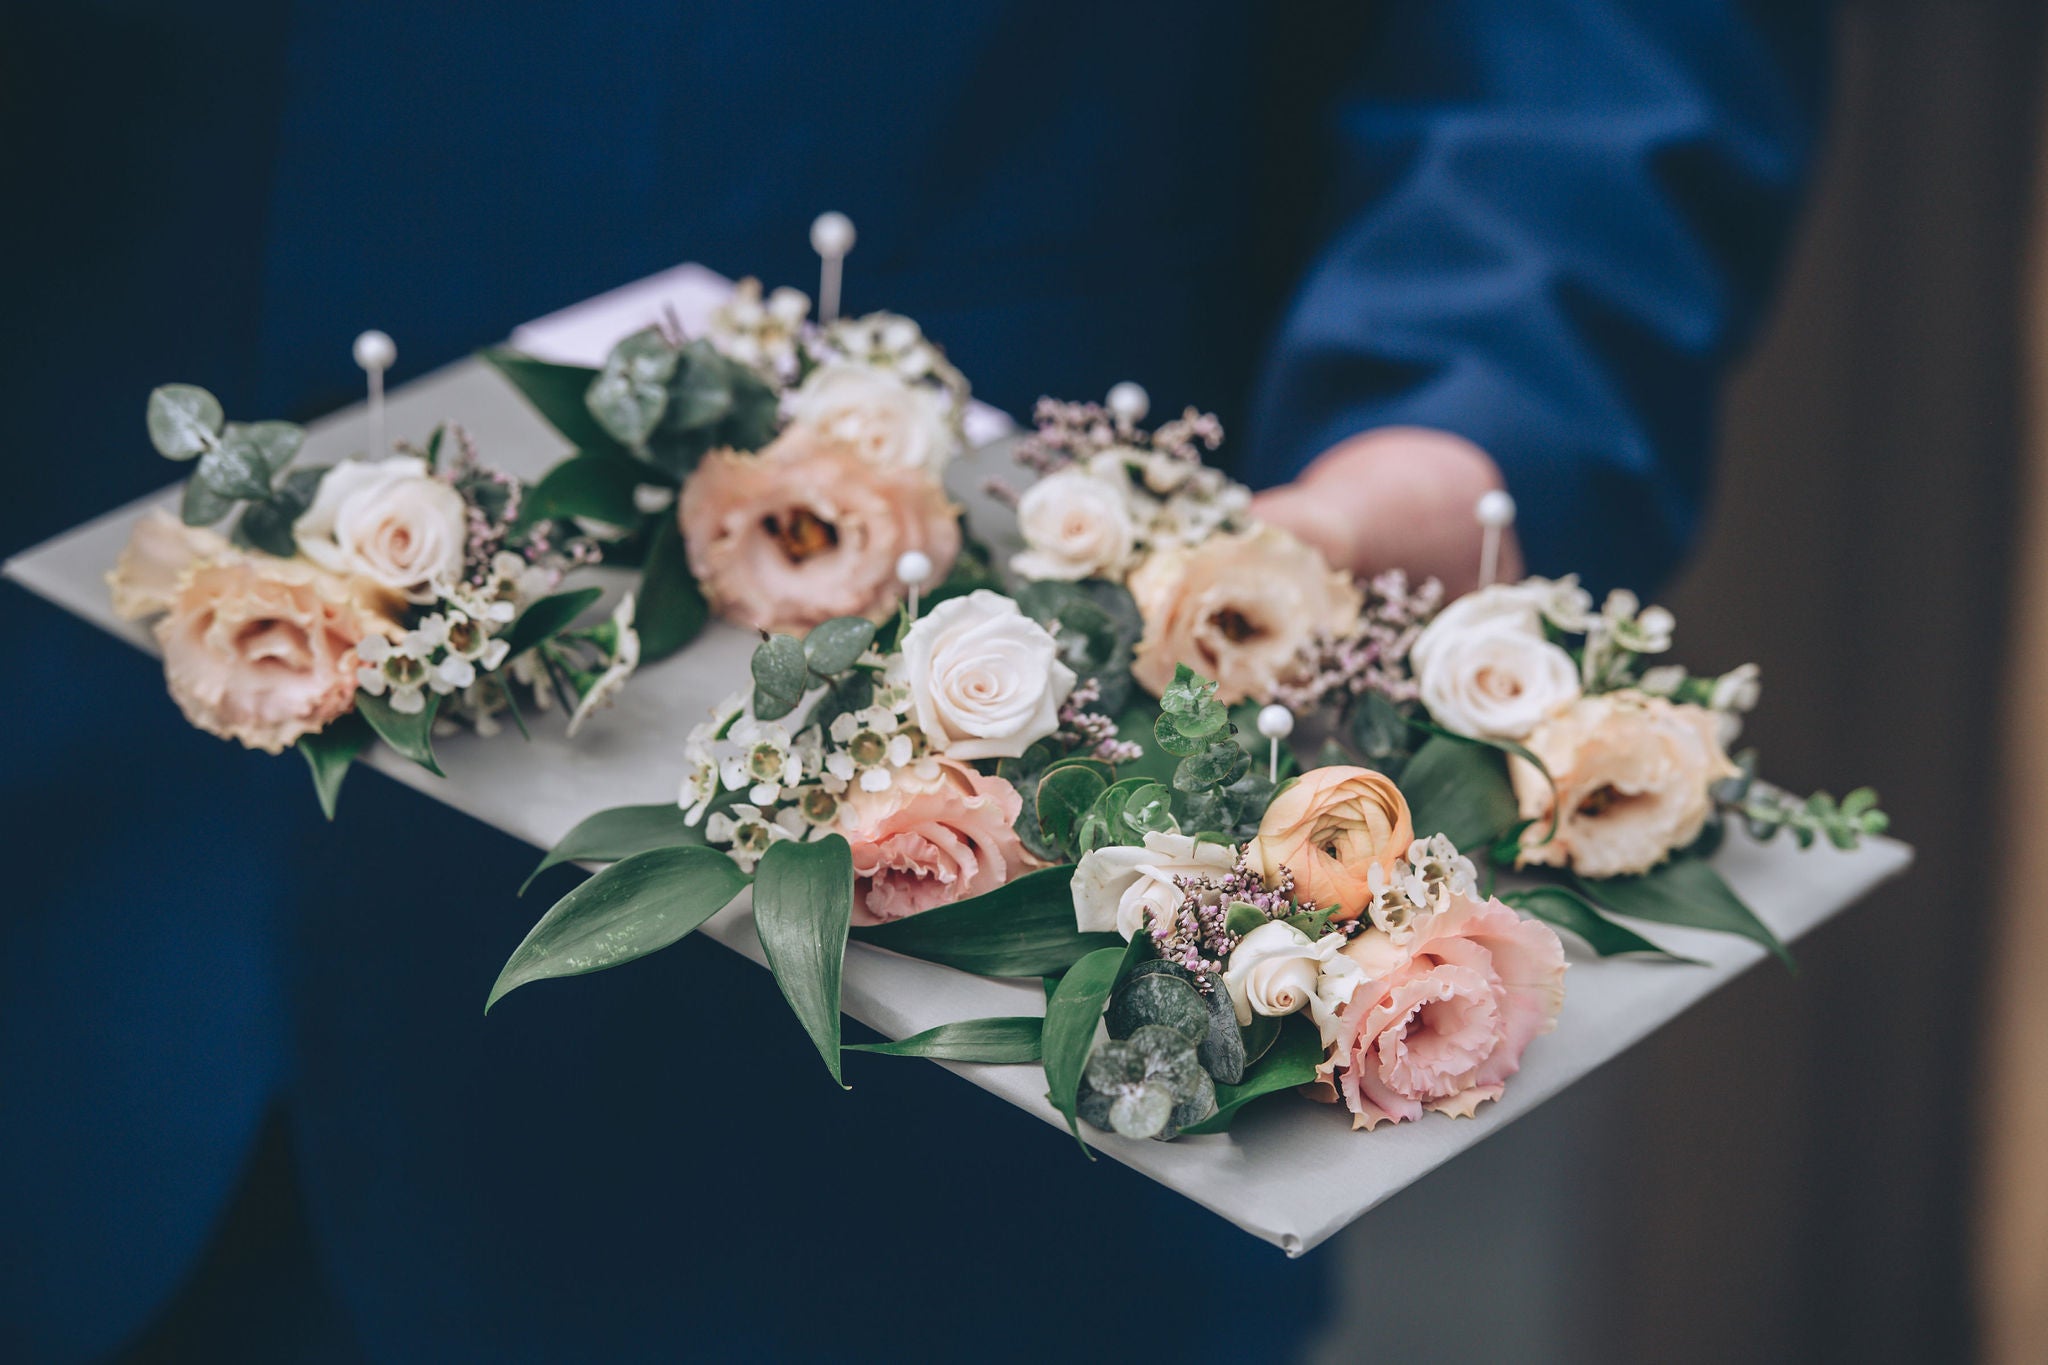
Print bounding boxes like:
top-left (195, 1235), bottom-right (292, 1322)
top-left (4, 271), bottom-right (1912, 1256)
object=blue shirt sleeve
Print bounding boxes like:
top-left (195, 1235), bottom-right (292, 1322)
top-left (1247, 0), bottom-right (1830, 591)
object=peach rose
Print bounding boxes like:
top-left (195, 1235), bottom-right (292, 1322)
top-left (834, 758), bottom-right (1038, 925)
top-left (1510, 691), bottom-right (1739, 878)
top-left (155, 552), bottom-right (395, 754)
top-left (107, 508), bottom-right (233, 620)
top-left (678, 428), bottom-right (961, 635)
top-left (1243, 765), bottom-right (1413, 921)
top-left (1327, 895), bottom-right (1567, 1129)
top-left (1128, 524), bottom-right (1362, 704)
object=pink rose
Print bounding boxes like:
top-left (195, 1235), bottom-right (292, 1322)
top-left (678, 428), bottom-right (961, 635)
top-left (157, 552), bottom-right (395, 754)
top-left (1327, 896), bottom-right (1566, 1129)
top-left (834, 759), bottom-right (1037, 925)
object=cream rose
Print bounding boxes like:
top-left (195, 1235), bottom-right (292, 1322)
top-left (107, 508), bottom-right (233, 620)
top-left (294, 456), bottom-right (467, 603)
top-left (899, 590), bottom-right (1076, 761)
top-left (1510, 691), bottom-right (1740, 878)
top-left (1071, 830), bottom-right (1238, 939)
top-left (1222, 920), bottom-right (1364, 1046)
top-left (835, 759), bottom-right (1037, 924)
top-left (1010, 466), bottom-right (1138, 582)
top-left (1328, 896), bottom-right (1567, 1129)
top-left (1410, 581), bottom-right (1581, 741)
top-left (1243, 765), bottom-right (1413, 921)
top-left (678, 430), bottom-right (961, 635)
top-left (784, 362), bottom-right (959, 476)
top-left (1128, 524), bottom-right (1361, 705)
top-left (155, 551), bottom-right (396, 754)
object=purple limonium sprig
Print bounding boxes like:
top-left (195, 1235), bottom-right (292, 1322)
top-left (1054, 677), bottom-right (1144, 765)
top-left (1272, 568), bottom-right (1445, 712)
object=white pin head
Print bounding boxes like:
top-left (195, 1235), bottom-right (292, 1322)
top-left (1106, 381), bottom-right (1150, 425)
top-left (352, 329), bottom-right (396, 374)
top-left (1256, 704), bottom-right (1295, 740)
top-left (810, 211), bottom-right (856, 259)
top-left (895, 550), bottom-right (934, 587)
top-left (1475, 489), bottom-right (1516, 529)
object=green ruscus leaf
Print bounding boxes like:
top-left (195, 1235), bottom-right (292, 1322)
top-left (1502, 885), bottom-right (1694, 962)
top-left (1042, 943), bottom-right (1134, 1149)
top-left (479, 348), bottom-right (633, 461)
top-left (486, 845), bottom-right (749, 1011)
top-left (518, 452), bottom-right (652, 528)
top-left (636, 515), bottom-right (709, 661)
top-left (845, 1017), bottom-right (1043, 1063)
top-left (296, 712), bottom-right (372, 821)
top-left (1575, 855), bottom-right (1794, 970)
top-left (520, 801), bottom-right (706, 895)
top-left (500, 587), bottom-right (603, 659)
top-left (849, 865), bottom-right (1119, 977)
top-left (753, 834), bottom-right (856, 1086)
top-left (1399, 734), bottom-right (1518, 851)
top-left (355, 690), bottom-right (444, 777)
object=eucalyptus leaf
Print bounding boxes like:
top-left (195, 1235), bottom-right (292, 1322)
top-left (636, 516), bottom-right (709, 661)
top-left (849, 865), bottom-right (1118, 976)
top-left (1043, 943), bottom-right (1134, 1145)
top-left (803, 616), bottom-right (878, 677)
top-left (194, 423), bottom-right (283, 501)
top-left (232, 420), bottom-right (306, 480)
top-left (297, 713), bottom-right (371, 821)
top-left (1173, 740), bottom-right (1250, 794)
top-left (146, 384), bottom-right (223, 459)
top-left (753, 834), bottom-right (856, 1086)
top-left (501, 587), bottom-right (603, 659)
top-left (520, 801), bottom-right (705, 895)
top-left (1179, 1015), bottom-right (1325, 1135)
top-left (1036, 764), bottom-right (1108, 859)
top-left (180, 476), bottom-right (235, 527)
top-left (1575, 857), bottom-right (1794, 970)
top-left (485, 845), bottom-right (749, 1011)
top-left (1104, 973), bottom-right (1208, 1044)
top-left (1504, 885), bottom-right (1692, 961)
top-left (845, 1017), bottom-right (1042, 1063)
top-left (479, 348), bottom-right (633, 460)
top-left (662, 341), bottom-right (736, 431)
top-left (1400, 735), bottom-right (1518, 851)
top-left (356, 690), bottom-right (443, 776)
top-left (586, 327), bottom-right (679, 448)
top-left (750, 632), bottom-right (811, 720)
top-left (1195, 979), bottom-right (1248, 1084)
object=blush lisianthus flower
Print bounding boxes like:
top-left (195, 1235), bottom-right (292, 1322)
top-left (1327, 896), bottom-right (1567, 1129)
top-left (1509, 691), bottom-right (1739, 878)
top-left (1408, 578), bottom-right (1583, 741)
top-left (1243, 765), bottom-right (1413, 921)
top-left (897, 590), bottom-right (1076, 761)
top-left (783, 361), bottom-right (960, 477)
top-left (1128, 524), bottom-right (1362, 705)
top-left (1070, 830), bottom-right (1239, 939)
top-left (678, 430), bottom-right (961, 635)
top-left (107, 508), bottom-right (234, 620)
top-left (294, 456), bottom-right (468, 603)
top-left (834, 758), bottom-right (1037, 925)
top-left (156, 552), bottom-right (396, 754)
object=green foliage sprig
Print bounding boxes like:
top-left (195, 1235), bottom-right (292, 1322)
top-left (146, 383), bottom-right (318, 556)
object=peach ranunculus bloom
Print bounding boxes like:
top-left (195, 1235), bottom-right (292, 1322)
top-left (1509, 690), bottom-right (1739, 879)
top-left (833, 758), bottom-right (1038, 926)
top-left (1243, 765), bottom-right (1413, 921)
top-left (110, 515), bottom-right (399, 753)
top-left (1128, 524), bottom-right (1362, 705)
top-left (677, 428), bottom-right (962, 636)
top-left (1327, 895), bottom-right (1567, 1129)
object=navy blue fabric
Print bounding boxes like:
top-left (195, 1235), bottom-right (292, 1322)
top-left (1, 2), bottom-right (1825, 1359)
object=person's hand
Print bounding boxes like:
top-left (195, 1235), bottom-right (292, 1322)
top-left (1248, 426), bottom-right (1521, 596)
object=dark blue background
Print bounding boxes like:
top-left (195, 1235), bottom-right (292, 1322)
top-left (1, 2), bottom-right (1823, 1359)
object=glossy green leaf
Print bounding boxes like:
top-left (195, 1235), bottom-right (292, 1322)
top-left (845, 1017), bottom-right (1043, 1063)
top-left (297, 713), bottom-right (372, 821)
top-left (635, 516), bottom-right (708, 661)
top-left (486, 846), bottom-right (748, 1012)
top-left (520, 801), bottom-right (705, 895)
top-left (1042, 943), bottom-right (1131, 1145)
top-left (146, 383), bottom-right (223, 459)
top-left (1575, 857), bottom-right (1794, 970)
top-left (355, 690), bottom-right (443, 776)
top-left (1400, 734), bottom-right (1518, 851)
top-left (803, 616), bottom-right (878, 677)
top-left (753, 834), bottom-right (856, 1086)
top-left (1179, 1015), bottom-right (1325, 1135)
top-left (849, 865), bottom-right (1118, 976)
top-left (519, 453), bottom-right (649, 528)
top-left (479, 348), bottom-right (631, 460)
top-left (501, 587), bottom-right (603, 659)
top-left (1503, 885), bottom-right (1691, 961)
